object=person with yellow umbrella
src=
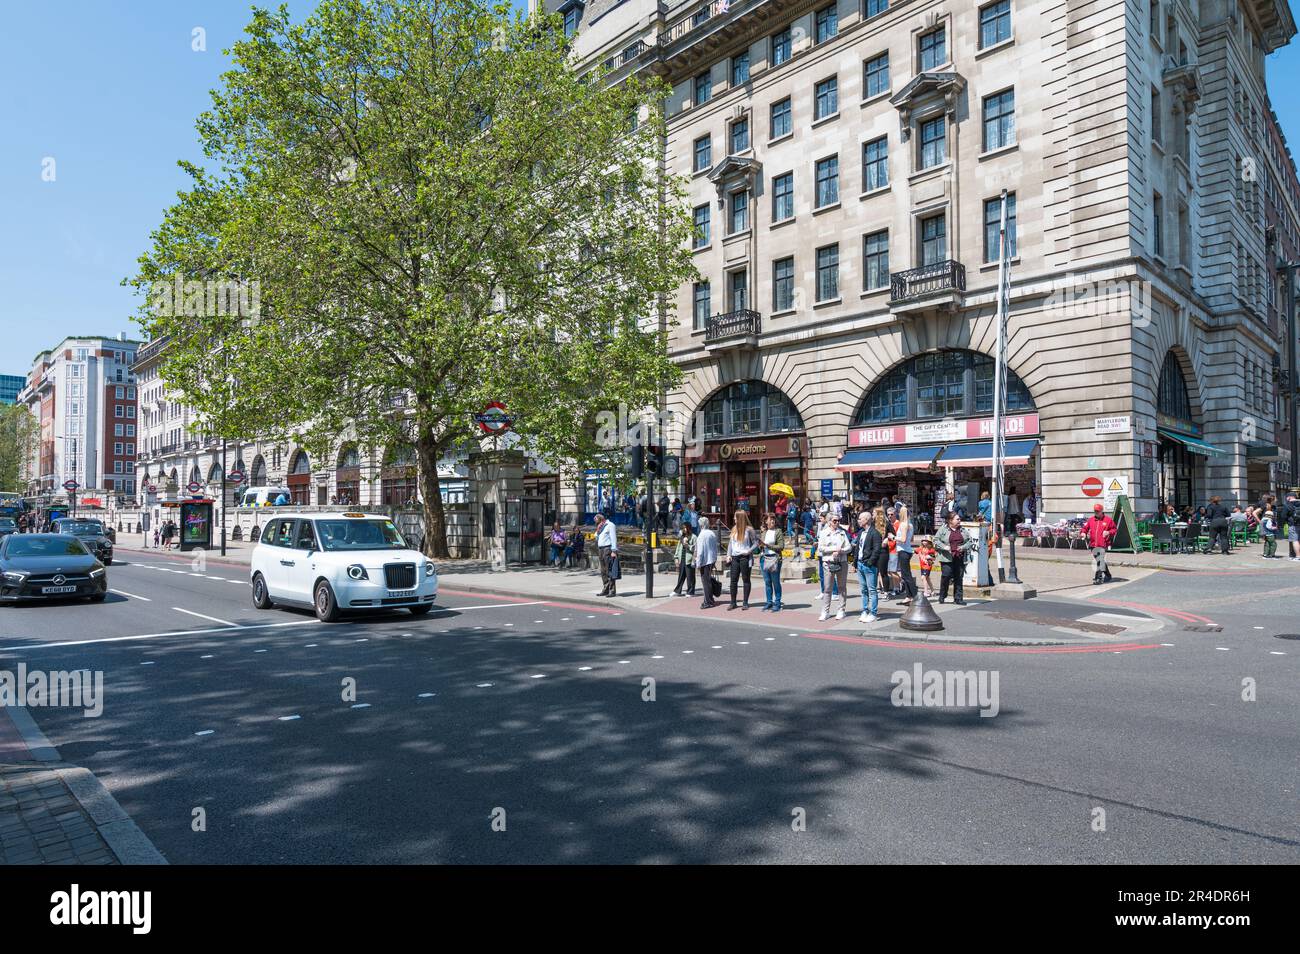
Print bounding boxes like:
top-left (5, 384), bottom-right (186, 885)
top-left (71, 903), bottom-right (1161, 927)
top-left (770, 482), bottom-right (794, 536)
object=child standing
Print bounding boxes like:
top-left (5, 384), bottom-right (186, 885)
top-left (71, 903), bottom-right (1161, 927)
top-left (916, 538), bottom-right (936, 597)
top-left (1262, 510), bottom-right (1278, 559)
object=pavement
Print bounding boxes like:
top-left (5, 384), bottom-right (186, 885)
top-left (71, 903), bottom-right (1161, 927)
top-left (0, 540), bottom-right (1294, 865)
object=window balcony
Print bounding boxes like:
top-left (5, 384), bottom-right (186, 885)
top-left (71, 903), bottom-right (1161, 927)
top-left (889, 260), bottom-right (966, 314)
top-left (651, 0), bottom-right (788, 75)
top-left (704, 309), bottom-right (761, 352)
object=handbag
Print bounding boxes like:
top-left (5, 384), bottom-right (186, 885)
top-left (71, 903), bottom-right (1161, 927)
top-left (711, 576), bottom-right (723, 598)
top-left (608, 554), bottom-right (621, 580)
top-left (823, 559), bottom-right (844, 573)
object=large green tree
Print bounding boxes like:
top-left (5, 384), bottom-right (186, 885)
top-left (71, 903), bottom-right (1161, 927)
top-left (130, 0), bottom-right (694, 555)
top-left (0, 403), bottom-right (39, 493)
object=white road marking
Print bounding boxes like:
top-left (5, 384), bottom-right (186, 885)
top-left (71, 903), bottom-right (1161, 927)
top-left (417, 692), bottom-right (436, 698)
top-left (1271, 651), bottom-right (1287, 655)
top-left (682, 650), bottom-right (694, 654)
top-left (712, 645), bottom-right (722, 649)
top-left (173, 607), bottom-right (236, 627)
top-left (530, 674), bottom-right (546, 679)
top-left (476, 682), bottom-right (493, 688)
top-left (305, 643), bottom-right (318, 648)
top-left (443, 601), bottom-right (548, 611)
top-left (651, 655), bottom-right (663, 659)
top-left (618, 660), bottom-right (630, 664)
top-left (560, 617), bottom-right (570, 621)
top-left (1215, 647), bottom-right (1231, 651)
top-left (1160, 642), bottom-right (1176, 647)
top-left (504, 623), bottom-right (514, 627)
top-left (578, 666), bottom-right (593, 671)
top-left (200, 655), bottom-right (214, 659)
top-left (254, 649), bottom-right (268, 653)
top-left (194, 730), bottom-right (215, 736)
top-left (0, 619), bottom-right (317, 653)
top-left (355, 638), bottom-right (368, 642)
top-left (737, 641), bottom-right (749, 645)
top-left (109, 589), bottom-right (151, 601)
top-left (766, 637), bottom-right (776, 641)
top-left (140, 661), bottom-right (155, 666)
top-left (350, 703), bottom-right (371, 709)
top-left (1255, 626), bottom-right (1265, 630)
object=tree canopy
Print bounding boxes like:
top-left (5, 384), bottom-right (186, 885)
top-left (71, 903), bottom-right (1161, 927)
top-left (130, 0), bottom-right (695, 554)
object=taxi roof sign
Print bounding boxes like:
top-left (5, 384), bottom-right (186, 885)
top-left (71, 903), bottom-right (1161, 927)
top-left (342, 512), bottom-right (366, 517)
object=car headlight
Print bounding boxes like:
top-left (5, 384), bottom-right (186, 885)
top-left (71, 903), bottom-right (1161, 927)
top-left (347, 564), bottom-right (368, 580)
top-left (90, 567), bottom-right (107, 578)
top-left (2, 571), bottom-right (27, 585)
top-left (425, 562), bottom-right (436, 578)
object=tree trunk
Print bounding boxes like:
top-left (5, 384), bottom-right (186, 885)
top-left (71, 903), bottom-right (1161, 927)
top-left (416, 425), bottom-right (450, 558)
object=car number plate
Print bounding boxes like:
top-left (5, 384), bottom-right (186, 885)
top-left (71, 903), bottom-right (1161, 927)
top-left (388, 589), bottom-right (415, 599)
top-left (42, 585), bottom-right (77, 594)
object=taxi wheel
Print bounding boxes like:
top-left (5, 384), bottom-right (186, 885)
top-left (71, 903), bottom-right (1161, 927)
top-left (314, 580), bottom-right (341, 623)
top-left (408, 604), bottom-right (433, 616)
top-left (251, 573), bottom-right (274, 609)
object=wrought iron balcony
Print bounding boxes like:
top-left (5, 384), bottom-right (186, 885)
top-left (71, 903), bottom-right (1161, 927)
top-left (704, 309), bottom-right (761, 350)
top-left (889, 260), bottom-right (966, 310)
top-left (601, 40), bottom-right (646, 74)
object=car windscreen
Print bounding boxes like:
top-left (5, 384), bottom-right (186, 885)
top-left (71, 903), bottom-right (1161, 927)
top-left (314, 519), bottom-right (407, 551)
top-left (0, 520), bottom-right (15, 529)
top-left (57, 522), bottom-right (104, 536)
top-left (6, 537), bottom-right (90, 558)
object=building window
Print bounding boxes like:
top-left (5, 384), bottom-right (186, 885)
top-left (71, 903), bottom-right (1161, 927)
top-left (1157, 351), bottom-right (1192, 422)
top-left (562, 6), bottom-right (581, 39)
top-left (1151, 86), bottom-right (1162, 145)
top-left (728, 269), bottom-right (749, 311)
top-left (694, 71), bottom-right (712, 106)
top-left (730, 116), bottom-right (750, 153)
top-left (1152, 192), bottom-right (1164, 258)
top-left (919, 26), bottom-right (947, 71)
top-left (694, 135), bottom-right (712, 173)
top-left (771, 27), bottom-right (791, 67)
top-left (862, 136), bottom-right (888, 191)
top-left (865, 0), bottom-right (889, 17)
top-left (114, 405), bottom-right (124, 418)
top-left (729, 189), bottom-right (749, 234)
top-left (815, 4), bottom-right (838, 43)
top-left (816, 244), bottom-right (839, 301)
top-left (863, 230), bottom-right (889, 290)
top-left (770, 97), bottom-right (792, 139)
top-left (920, 213), bottom-right (947, 265)
top-left (815, 155), bottom-right (839, 208)
top-left (115, 423), bottom-right (124, 437)
top-left (979, 0), bottom-right (1012, 48)
top-left (916, 350), bottom-right (967, 418)
top-left (982, 89), bottom-right (1015, 151)
top-left (864, 52), bottom-right (889, 98)
top-left (114, 442), bottom-right (123, 455)
top-left (983, 193), bottom-right (1018, 263)
top-left (115, 386), bottom-right (124, 399)
top-left (693, 204), bottom-right (711, 248)
top-left (732, 50), bottom-right (750, 86)
top-left (693, 281), bottom-right (711, 330)
top-left (773, 257), bottom-right (795, 311)
top-left (919, 116), bottom-right (946, 169)
top-left (772, 171), bottom-right (794, 221)
top-left (814, 76), bottom-right (838, 120)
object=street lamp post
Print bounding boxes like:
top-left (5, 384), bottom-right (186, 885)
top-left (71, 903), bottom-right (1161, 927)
top-left (1279, 259), bottom-right (1298, 494)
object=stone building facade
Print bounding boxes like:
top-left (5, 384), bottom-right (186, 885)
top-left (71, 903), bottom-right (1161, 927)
top-left (548, 0), bottom-right (1297, 522)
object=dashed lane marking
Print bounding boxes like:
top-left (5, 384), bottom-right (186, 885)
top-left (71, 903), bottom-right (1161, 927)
top-left (194, 730), bottom-right (215, 736)
top-left (278, 715), bottom-right (301, 721)
top-left (172, 607), bottom-right (236, 627)
top-left (350, 703), bottom-right (371, 709)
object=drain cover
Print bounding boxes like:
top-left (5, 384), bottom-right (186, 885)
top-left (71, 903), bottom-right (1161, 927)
top-left (1274, 633), bottom-right (1300, 640)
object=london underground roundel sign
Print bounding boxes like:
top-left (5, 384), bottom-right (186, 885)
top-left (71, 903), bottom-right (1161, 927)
top-left (475, 401), bottom-right (514, 435)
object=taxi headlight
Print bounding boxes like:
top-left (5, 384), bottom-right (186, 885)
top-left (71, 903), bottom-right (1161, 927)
top-left (425, 562), bottom-right (436, 577)
top-left (347, 564), bottom-right (368, 581)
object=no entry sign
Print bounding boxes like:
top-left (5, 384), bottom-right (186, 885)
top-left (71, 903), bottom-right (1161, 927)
top-left (1082, 476), bottom-right (1103, 497)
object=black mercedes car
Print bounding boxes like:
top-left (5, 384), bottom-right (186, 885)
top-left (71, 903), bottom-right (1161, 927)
top-left (0, 533), bottom-right (108, 603)
top-left (51, 517), bottom-right (114, 565)
top-left (0, 518), bottom-right (16, 539)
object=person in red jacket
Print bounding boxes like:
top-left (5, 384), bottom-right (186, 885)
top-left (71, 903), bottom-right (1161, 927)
top-left (1084, 502), bottom-right (1118, 584)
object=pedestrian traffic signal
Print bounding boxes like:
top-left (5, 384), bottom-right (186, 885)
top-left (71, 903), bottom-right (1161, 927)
top-left (645, 444), bottom-right (664, 477)
top-left (625, 444), bottom-right (644, 479)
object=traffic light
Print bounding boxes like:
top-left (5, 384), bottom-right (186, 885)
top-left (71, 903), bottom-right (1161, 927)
top-left (645, 444), bottom-right (664, 477)
top-left (625, 444), bottom-right (644, 479)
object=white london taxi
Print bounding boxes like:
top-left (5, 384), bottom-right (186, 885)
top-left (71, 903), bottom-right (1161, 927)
top-left (250, 512), bottom-right (438, 622)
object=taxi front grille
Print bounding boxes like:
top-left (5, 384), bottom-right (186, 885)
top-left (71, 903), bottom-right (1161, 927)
top-left (384, 563), bottom-right (416, 589)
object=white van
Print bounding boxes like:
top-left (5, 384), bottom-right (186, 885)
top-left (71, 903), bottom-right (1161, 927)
top-left (236, 486), bottom-right (293, 508)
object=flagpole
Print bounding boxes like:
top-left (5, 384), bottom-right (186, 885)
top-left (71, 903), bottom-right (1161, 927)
top-left (991, 189), bottom-right (1009, 583)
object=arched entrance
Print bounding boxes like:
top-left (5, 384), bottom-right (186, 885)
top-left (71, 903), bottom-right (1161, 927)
top-left (682, 380), bottom-right (806, 518)
top-left (842, 349), bottom-right (1040, 530)
top-left (1154, 351), bottom-right (1221, 509)
top-left (250, 455), bottom-right (267, 486)
top-left (287, 449), bottom-right (311, 505)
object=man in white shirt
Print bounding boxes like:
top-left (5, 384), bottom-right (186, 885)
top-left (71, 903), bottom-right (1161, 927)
top-left (595, 513), bottom-right (619, 597)
top-left (694, 517), bottom-right (719, 609)
top-left (817, 513), bottom-right (851, 621)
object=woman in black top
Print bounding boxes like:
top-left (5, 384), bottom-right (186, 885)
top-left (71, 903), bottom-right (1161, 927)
top-left (1205, 495), bottom-right (1232, 555)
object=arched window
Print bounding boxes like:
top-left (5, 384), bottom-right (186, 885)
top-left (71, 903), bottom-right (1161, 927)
top-left (207, 462), bottom-right (223, 483)
top-left (189, 465), bottom-right (202, 486)
top-left (290, 450), bottom-right (311, 475)
top-left (381, 444), bottom-right (418, 507)
top-left (250, 456), bottom-right (266, 486)
top-left (286, 449), bottom-right (312, 504)
top-left (853, 349), bottom-right (1034, 425)
top-left (698, 381), bottom-right (804, 440)
top-left (336, 444), bottom-right (361, 506)
top-left (1157, 351), bottom-right (1193, 424)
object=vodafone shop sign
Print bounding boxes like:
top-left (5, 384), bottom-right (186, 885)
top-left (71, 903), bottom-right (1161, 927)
top-left (850, 413), bottom-right (1039, 447)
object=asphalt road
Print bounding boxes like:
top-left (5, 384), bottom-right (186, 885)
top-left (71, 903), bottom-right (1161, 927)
top-left (2, 550), bottom-right (1297, 863)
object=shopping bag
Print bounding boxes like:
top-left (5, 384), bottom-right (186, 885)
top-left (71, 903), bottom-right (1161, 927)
top-left (609, 555), bottom-right (621, 580)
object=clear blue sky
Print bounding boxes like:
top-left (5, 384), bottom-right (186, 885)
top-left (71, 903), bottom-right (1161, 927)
top-left (1, 1), bottom-right (1298, 376)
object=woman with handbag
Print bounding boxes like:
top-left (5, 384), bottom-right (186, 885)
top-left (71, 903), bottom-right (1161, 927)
top-left (726, 510), bottom-right (759, 610)
top-left (759, 513), bottom-right (786, 612)
top-left (817, 512), bottom-right (851, 621)
top-left (673, 522), bottom-right (697, 597)
top-left (934, 511), bottom-right (976, 604)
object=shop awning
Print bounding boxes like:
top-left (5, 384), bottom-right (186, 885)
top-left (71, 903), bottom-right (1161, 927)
top-left (937, 439), bottom-right (1039, 467)
top-left (1157, 427), bottom-right (1227, 457)
top-left (836, 445), bottom-right (946, 472)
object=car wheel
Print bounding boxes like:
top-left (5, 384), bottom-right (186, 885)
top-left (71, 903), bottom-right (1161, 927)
top-left (408, 604), bottom-right (433, 616)
top-left (251, 573), bottom-right (274, 609)
top-left (314, 580), bottom-right (341, 623)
